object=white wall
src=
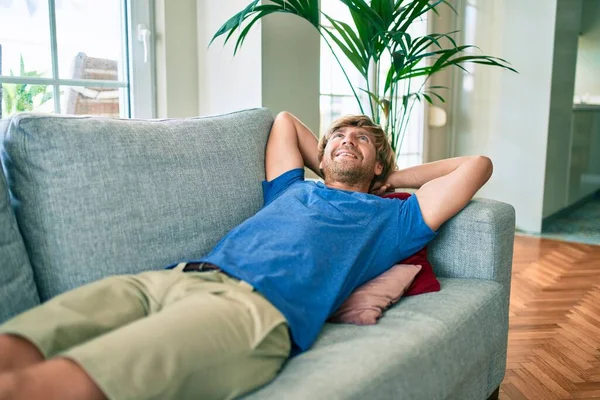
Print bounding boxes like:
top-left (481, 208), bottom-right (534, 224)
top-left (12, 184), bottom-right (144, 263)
top-left (449, 0), bottom-right (557, 233)
top-left (197, 0), bottom-right (263, 116)
top-left (575, 0), bottom-right (600, 98)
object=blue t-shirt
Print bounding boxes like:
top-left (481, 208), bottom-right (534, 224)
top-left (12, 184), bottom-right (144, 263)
top-left (199, 168), bottom-right (436, 353)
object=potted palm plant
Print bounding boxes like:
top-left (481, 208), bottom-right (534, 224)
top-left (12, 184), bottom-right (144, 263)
top-left (211, 0), bottom-right (516, 156)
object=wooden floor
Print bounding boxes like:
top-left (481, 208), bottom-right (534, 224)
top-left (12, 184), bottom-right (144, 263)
top-left (500, 235), bottom-right (600, 400)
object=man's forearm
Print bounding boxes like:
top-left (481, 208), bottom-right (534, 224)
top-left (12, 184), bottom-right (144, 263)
top-left (286, 112), bottom-right (322, 178)
top-left (387, 156), bottom-right (483, 189)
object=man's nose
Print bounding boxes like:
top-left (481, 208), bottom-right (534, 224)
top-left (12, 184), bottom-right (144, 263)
top-left (342, 136), bottom-right (356, 146)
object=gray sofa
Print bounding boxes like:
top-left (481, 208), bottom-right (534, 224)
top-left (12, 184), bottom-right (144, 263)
top-left (0, 108), bottom-right (515, 400)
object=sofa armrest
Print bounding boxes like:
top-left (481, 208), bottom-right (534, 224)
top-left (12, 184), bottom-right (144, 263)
top-left (428, 198), bottom-right (516, 294)
top-left (427, 198), bottom-right (514, 394)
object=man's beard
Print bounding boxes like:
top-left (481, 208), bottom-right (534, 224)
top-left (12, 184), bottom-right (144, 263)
top-left (322, 159), bottom-right (373, 186)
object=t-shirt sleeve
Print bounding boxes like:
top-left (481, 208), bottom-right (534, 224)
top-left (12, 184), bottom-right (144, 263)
top-left (262, 168), bottom-right (305, 206)
top-left (396, 194), bottom-right (438, 255)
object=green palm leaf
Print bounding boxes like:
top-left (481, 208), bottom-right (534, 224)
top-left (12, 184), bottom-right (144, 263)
top-left (359, 87), bottom-right (384, 108)
top-left (338, 0), bottom-right (385, 31)
top-left (210, 0), bottom-right (259, 47)
top-left (322, 15), bottom-right (369, 75)
top-left (19, 54), bottom-right (26, 76)
top-left (371, 0), bottom-right (395, 27)
top-left (210, 0), bottom-right (319, 49)
top-left (339, 0), bottom-right (387, 60)
top-left (409, 31), bottom-right (459, 56)
top-left (323, 15), bottom-right (367, 60)
top-left (232, 5), bottom-right (283, 54)
top-left (213, 0), bottom-right (518, 156)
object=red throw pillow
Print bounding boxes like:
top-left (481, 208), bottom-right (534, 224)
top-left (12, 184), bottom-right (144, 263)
top-left (382, 192), bottom-right (441, 296)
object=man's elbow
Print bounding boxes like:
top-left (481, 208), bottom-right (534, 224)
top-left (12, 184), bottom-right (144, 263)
top-left (275, 111), bottom-right (294, 123)
top-left (474, 155), bottom-right (493, 181)
top-left (270, 112), bottom-right (296, 139)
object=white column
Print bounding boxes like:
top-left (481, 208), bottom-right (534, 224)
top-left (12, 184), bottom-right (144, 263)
top-left (155, 0), bottom-right (200, 118)
top-left (448, 0), bottom-right (558, 233)
top-left (261, 9), bottom-right (320, 135)
top-left (543, 0), bottom-right (583, 218)
top-left (196, 0), bottom-right (320, 134)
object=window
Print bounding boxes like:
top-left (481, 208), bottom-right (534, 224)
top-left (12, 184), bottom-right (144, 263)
top-left (320, 1), bottom-right (428, 168)
top-left (0, 0), bottom-right (155, 119)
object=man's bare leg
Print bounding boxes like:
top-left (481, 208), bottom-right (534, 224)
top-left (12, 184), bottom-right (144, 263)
top-left (0, 335), bottom-right (44, 373)
top-left (0, 358), bottom-right (106, 400)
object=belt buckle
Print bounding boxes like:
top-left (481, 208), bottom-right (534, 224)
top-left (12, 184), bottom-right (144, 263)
top-left (183, 262), bottom-right (220, 273)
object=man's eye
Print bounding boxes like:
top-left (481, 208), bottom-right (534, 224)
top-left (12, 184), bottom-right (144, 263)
top-left (334, 133), bottom-right (344, 138)
top-left (360, 136), bottom-right (368, 141)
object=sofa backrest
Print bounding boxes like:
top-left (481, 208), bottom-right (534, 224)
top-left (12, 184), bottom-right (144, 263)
top-left (1, 108), bottom-right (274, 300)
top-left (0, 119), bottom-right (41, 322)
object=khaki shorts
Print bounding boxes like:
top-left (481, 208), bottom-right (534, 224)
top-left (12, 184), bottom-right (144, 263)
top-left (0, 265), bottom-right (290, 400)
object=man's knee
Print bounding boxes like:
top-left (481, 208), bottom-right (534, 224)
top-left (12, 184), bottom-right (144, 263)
top-left (0, 334), bottom-right (44, 361)
top-left (253, 323), bottom-right (291, 358)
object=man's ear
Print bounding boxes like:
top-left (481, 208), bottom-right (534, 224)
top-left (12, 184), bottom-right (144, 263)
top-left (374, 161), bottom-right (383, 176)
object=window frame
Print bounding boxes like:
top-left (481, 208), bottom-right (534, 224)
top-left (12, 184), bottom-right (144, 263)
top-left (0, 0), bottom-right (155, 119)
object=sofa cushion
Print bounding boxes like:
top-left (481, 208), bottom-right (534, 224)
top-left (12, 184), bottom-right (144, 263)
top-left (402, 247), bottom-right (441, 296)
top-left (382, 192), bottom-right (441, 296)
top-left (1, 109), bottom-right (273, 300)
top-left (243, 278), bottom-right (505, 400)
top-left (328, 264), bottom-right (421, 325)
top-left (0, 119), bottom-right (40, 322)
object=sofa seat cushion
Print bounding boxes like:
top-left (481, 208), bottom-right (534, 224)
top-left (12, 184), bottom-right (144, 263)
top-left (244, 278), bottom-right (505, 400)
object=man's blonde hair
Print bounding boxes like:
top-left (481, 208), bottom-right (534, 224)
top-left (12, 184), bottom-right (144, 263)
top-left (318, 115), bottom-right (397, 185)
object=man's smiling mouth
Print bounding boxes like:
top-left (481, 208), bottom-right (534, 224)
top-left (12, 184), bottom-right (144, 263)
top-left (335, 150), bottom-right (360, 160)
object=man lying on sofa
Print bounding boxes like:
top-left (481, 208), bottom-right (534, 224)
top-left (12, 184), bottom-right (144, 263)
top-left (0, 111), bottom-right (492, 400)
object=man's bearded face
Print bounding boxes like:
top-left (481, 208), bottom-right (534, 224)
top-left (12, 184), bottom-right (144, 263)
top-left (320, 127), bottom-right (383, 186)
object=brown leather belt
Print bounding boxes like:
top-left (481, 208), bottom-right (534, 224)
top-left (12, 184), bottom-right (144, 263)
top-left (182, 262), bottom-right (221, 273)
